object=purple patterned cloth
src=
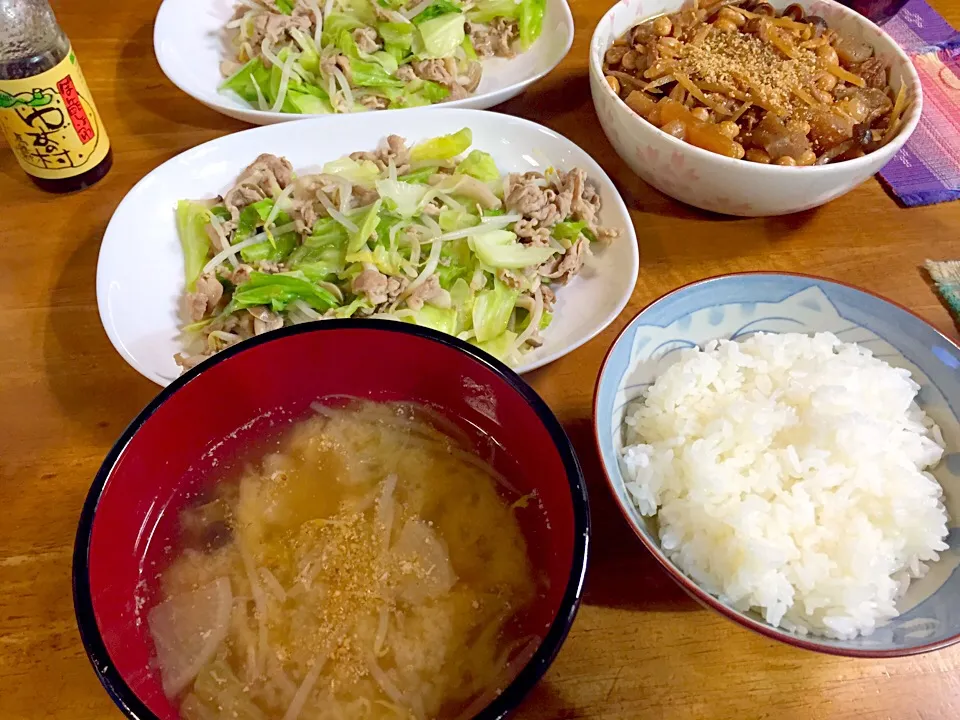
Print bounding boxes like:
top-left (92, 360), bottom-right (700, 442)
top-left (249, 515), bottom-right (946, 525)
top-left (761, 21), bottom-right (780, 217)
top-left (883, 0), bottom-right (959, 52)
top-left (877, 0), bottom-right (960, 206)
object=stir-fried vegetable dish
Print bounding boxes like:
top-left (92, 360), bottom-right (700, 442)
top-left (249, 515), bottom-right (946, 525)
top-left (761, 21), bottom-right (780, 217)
top-left (604, 1), bottom-right (908, 165)
top-left (175, 128), bottom-right (619, 370)
top-left (221, 0), bottom-right (547, 113)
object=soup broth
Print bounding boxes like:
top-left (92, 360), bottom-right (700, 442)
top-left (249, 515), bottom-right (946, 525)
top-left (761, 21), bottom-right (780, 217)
top-left (147, 400), bottom-right (538, 720)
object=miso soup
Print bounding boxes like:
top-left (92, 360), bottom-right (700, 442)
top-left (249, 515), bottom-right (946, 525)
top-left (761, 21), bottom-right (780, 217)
top-left (147, 400), bottom-right (538, 720)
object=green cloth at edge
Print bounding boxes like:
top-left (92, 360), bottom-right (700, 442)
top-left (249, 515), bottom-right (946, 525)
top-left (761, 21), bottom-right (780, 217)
top-left (925, 260), bottom-right (960, 323)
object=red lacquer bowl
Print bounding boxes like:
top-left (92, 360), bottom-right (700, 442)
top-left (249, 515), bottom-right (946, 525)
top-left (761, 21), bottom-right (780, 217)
top-left (73, 320), bottom-right (589, 720)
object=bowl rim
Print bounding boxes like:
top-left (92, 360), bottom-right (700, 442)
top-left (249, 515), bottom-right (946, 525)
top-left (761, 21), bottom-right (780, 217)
top-left (153, 0), bottom-right (576, 124)
top-left (588, 0), bottom-right (924, 175)
top-left (591, 270), bottom-right (960, 658)
top-left (72, 318), bottom-right (591, 720)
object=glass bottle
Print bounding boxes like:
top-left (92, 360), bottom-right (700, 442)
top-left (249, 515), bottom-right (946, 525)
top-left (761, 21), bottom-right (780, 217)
top-left (0, 0), bottom-right (112, 192)
top-left (837, 0), bottom-right (909, 25)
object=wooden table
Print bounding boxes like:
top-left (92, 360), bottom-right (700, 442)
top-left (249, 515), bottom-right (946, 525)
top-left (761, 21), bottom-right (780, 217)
top-left (2, 1), bottom-right (960, 718)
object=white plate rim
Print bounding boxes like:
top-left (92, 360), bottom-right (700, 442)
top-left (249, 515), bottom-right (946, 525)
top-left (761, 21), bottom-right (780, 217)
top-left (152, 0), bottom-right (575, 125)
top-left (97, 108), bottom-right (640, 386)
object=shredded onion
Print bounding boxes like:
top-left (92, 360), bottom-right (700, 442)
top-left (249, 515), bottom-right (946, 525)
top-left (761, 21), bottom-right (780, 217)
top-left (369, 406), bottom-right (465, 446)
top-left (239, 544), bottom-right (269, 676)
top-left (289, 28), bottom-right (315, 55)
top-left (515, 295), bottom-right (535, 313)
top-left (254, 222), bottom-right (297, 242)
top-left (225, 10), bottom-right (255, 30)
top-left (434, 191), bottom-right (462, 210)
top-left (317, 192), bottom-right (359, 232)
top-left (207, 213), bottom-right (239, 268)
top-left (453, 636), bottom-right (542, 720)
top-left (251, 74), bottom-right (269, 111)
top-left (406, 234), bottom-right (421, 273)
top-left (311, 398), bottom-right (370, 417)
top-left (404, 233), bottom-right (443, 295)
top-left (409, 408), bottom-right (466, 445)
top-left (227, 594), bottom-right (258, 682)
top-left (388, 220), bottom-right (410, 253)
top-left (493, 633), bottom-right (536, 670)
top-left (366, 656), bottom-right (408, 708)
top-left (317, 281), bottom-right (343, 302)
top-left (310, 401), bottom-right (332, 416)
top-left (436, 216), bottom-right (517, 242)
top-left (403, 0), bottom-right (434, 20)
top-left (377, 474), bottom-right (398, 550)
top-left (268, 657), bottom-right (299, 701)
top-left (282, 654), bottom-right (329, 720)
top-left (202, 235), bottom-right (265, 275)
top-left (324, 0), bottom-right (335, 22)
top-left (271, 52), bottom-right (297, 112)
top-left (415, 187), bottom-right (444, 212)
top-left (409, 158), bottom-right (456, 172)
top-left (265, 183), bottom-right (297, 227)
top-left (286, 307), bottom-right (315, 325)
top-left (373, 605), bottom-right (390, 657)
top-left (450, 444), bottom-right (520, 494)
top-left (306, 0), bottom-right (324, 48)
top-left (514, 287), bottom-right (544, 352)
top-left (260, 38), bottom-right (283, 69)
top-left (207, 330), bottom-right (241, 350)
top-left (332, 67), bottom-right (355, 112)
top-left (353, 202), bottom-right (377, 213)
top-left (485, 213), bottom-right (522, 226)
top-left (381, 7), bottom-right (411, 23)
top-left (293, 299), bottom-right (324, 321)
top-left (259, 567), bottom-right (287, 601)
top-left (206, 214), bottom-right (229, 252)
top-left (336, 176), bottom-right (353, 214)
top-left (368, 311), bottom-right (404, 322)
top-left (327, 74), bottom-right (338, 110)
top-left (419, 213), bottom-right (442, 238)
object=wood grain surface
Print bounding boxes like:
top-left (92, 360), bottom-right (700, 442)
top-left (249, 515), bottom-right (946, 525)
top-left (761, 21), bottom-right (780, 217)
top-left (2, 1), bottom-right (960, 718)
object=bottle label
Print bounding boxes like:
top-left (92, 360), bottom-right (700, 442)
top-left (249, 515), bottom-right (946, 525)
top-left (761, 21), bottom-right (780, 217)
top-left (0, 47), bottom-right (110, 180)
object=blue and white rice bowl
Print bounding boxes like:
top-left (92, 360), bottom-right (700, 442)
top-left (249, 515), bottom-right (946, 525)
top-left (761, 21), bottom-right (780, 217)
top-left (593, 272), bottom-right (960, 656)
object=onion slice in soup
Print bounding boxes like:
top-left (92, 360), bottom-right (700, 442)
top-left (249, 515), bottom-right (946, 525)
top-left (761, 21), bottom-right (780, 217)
top-left (147, 577), bottom-right (233, 697)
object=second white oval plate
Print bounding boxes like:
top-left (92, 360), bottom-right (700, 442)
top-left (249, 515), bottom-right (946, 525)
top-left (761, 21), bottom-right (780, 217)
top-left (154, 0), bottom-right (574, 125)
top-left (97, 109), bottom-right (640, 386)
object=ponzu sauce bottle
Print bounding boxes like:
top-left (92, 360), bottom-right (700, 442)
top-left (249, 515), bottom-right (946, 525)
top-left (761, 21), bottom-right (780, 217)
top-left (0, 0), bottom-right (112, 192)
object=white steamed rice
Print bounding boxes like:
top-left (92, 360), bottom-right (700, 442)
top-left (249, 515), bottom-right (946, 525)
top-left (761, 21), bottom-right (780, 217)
top-left (620, 332), bottom-right (949, 639)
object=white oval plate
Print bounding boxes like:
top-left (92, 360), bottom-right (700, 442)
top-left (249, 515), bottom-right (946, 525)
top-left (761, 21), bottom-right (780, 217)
top-left (97, 109), bottom-right (640, 386)
top-left (154, 0), bottom-right (575, 125)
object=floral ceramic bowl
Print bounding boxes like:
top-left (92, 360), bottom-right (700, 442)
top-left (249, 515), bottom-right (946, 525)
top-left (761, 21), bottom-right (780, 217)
top-left (589, 0), bottom-right (923, 216)
top-left (593, 272), bottom-right (960, 656)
